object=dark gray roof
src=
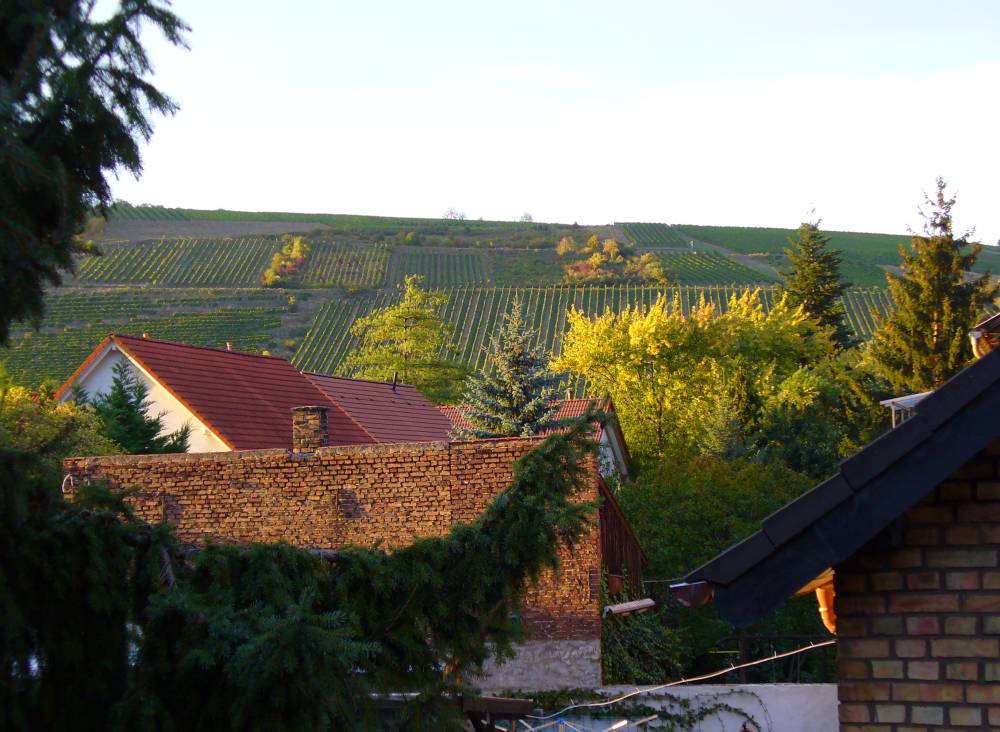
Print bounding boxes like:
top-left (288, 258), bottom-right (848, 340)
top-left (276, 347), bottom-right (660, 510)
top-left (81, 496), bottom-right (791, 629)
top-left (685, 345), bottom-right (1000, 626)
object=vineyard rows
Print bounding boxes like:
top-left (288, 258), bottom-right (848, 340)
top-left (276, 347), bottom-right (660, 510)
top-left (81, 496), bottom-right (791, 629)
top-left (13, 288), bottom-right (285, 332)
top-left (673, 224), bottom-right (911, 287)
top-left (107, 202), bottom-right (190, 221)
top-left (6, 307), bottom-right (286, 387)
top-left (658, 251), bottom-right (777, 285)
top-left (301, 243), bottom-right (388, 289)
top-left (620, 222), bottom-right (690, 248)
top-left (292, 284), bottom-right (894, 380)
top-left (390, 249), bottom-right (488, 287)
top-left (75, 238), bottom-right (281, 287)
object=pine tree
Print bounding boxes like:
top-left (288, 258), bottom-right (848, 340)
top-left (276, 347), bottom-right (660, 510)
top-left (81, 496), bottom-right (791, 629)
top-left (456, 295), bottom-right (561, 438)
top-left (871, 178), bottom-right (999, 392)
top-left (91, 361), bottom-right (190, 454)
top-left (0, 0), bottom-right (188, 342)
top-left (343, 275), bottom-right (463, 403)
top-left (782, 220), bottom-right (851, 347)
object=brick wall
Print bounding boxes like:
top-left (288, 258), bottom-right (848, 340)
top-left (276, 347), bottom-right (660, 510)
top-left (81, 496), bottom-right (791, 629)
top-left (64, 438), bottom-right (602, 642)
top-left (835, 439), bottom-right (1000, 730)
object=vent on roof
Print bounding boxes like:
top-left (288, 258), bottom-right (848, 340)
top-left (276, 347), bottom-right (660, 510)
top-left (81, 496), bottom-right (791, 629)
top-left (292, 405), bottom-right (329, 452)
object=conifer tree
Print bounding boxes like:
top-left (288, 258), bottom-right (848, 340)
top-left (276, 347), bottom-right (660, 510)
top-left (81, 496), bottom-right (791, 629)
top-left (456, 295), bottom-right (561, 438)
top-left (343, 275), bottom-right (463, 402)
top-left (0, 0), bottom-right (188, 342)
top-left (91, 361), bottom-right (190, 454)
top-left (782, 220), bottom-right (851, 347)
top-left (871, 178), bottom-right (998, 392)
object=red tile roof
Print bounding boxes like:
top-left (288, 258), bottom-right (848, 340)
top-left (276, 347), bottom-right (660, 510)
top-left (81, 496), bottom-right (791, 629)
top-left (57, 334), bottom-right (453, 451)
top-left (303, 373), bottom-right (452, 443)
top-left (113, 335), bottom-right (372, 450)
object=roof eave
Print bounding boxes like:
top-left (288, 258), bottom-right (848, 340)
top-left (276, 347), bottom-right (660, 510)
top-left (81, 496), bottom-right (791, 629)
top-left (683, 347), bottom-right (1000, 626)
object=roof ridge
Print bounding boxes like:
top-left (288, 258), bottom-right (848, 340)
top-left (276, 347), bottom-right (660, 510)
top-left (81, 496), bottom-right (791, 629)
top-left (110, 333), bottom-right (286, 361)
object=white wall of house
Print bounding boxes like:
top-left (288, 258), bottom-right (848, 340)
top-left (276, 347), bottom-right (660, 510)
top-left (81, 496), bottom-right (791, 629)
top-left (61, 344), bottom-right (229, 453)
top-left (599, 428), bottom-right (629, 479)
top-left (562, 683), bottom-right (837, 732)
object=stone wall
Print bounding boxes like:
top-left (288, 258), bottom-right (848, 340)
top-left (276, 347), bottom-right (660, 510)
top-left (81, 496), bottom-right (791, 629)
top-left (63, 438), bottom-right (603, 645)
top-left (835, 439), bottom-right (1000, 730)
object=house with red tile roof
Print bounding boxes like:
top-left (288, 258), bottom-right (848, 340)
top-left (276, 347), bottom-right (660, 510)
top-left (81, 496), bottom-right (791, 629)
top-left (440, 398), bottom-right (632, 479)
top-left (55, 334), bottom-right (452, 452)
top-left (60, 336), bottom-right (649, 689)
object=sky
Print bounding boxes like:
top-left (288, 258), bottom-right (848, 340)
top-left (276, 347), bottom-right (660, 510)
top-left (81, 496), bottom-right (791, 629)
top-left (110, 0), bottom-right (1000, 242)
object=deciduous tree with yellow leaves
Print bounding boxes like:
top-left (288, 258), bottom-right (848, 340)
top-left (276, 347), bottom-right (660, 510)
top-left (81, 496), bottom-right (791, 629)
top-left (554, 289), bottom-right (849, 471)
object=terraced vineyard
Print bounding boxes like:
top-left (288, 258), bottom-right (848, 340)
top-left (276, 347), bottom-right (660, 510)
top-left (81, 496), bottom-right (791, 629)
top-left (3, 287), bottom-right (291, 386)
top-left (621, 222), bottom-right (690, 248)
top-left (301, 242), bottom-right (389, 289)
top-left (658, 250), bottom-right (777, 284)
top-left (105, 202), bottom-right (190, 220)
top-left (6, 307), bottom-right (286, 387)
top-left (19, 288), bottom-right (283, 327)
top-left (674, 224), bottom-right (910, 287)
top-left (390, 248), bottom-right (488, 286)
top-left (75, 237), bottom-right (280, 286)
top-left (293, 284), bottom-right (894, 379)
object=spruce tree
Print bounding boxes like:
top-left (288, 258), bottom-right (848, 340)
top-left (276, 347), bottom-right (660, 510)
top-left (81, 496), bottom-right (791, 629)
top-left (456, 295), bottom-right (561, 438)
top-left (91, 361), bottom-right (190, 454)
top-left (782, 220), bottom-right (851, 347)
top-left (871, 178), bottom-right (999, 392)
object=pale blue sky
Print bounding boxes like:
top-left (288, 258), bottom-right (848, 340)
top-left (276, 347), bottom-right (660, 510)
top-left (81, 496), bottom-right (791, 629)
top-left (113, 1), bottom-right (1000, 241)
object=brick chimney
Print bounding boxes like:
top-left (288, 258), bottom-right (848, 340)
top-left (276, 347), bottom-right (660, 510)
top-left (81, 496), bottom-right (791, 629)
top-left (291, 405), bottom-right (329, 452)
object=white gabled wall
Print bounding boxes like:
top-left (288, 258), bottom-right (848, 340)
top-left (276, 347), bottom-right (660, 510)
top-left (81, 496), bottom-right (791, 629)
top-left (598, 428), bottom-right (629, 480)
top-left (61, 344), bottom-right (230, 453)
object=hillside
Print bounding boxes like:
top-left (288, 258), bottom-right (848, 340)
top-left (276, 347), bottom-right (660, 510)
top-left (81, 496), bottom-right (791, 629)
top-left (3, 205), bottom-right (938, 389)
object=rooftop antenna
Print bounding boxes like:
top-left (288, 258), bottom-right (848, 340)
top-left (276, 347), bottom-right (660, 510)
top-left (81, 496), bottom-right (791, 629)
top-left (226, 341), bottom-right (232, 351)
top-left (391, 372), bottom-right (398, 392)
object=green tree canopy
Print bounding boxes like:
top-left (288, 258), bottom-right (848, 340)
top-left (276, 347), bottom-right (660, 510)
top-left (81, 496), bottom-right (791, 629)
top-left (871, 178), bottom-right (999, 392)
top-left (782, 221), bottom-right (851, 348)
top-left (0, 376), bottom-right (120, 474)
top-left (3, 412), bottom-right (599, 730)
top-left (456, 295), bottom-right (561, 438)
top-left (343, 275), bottom-right (464, 403)
top-left (89, 360), bottom-right (190, 454)
top-left (0, 0), bottom-right (188, 342)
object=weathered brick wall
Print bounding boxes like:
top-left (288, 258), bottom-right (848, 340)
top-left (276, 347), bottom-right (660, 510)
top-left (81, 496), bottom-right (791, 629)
top-left (63, 438), bottom-right (602, 641)
top-left (835, 439), bottom-right (1000, 730)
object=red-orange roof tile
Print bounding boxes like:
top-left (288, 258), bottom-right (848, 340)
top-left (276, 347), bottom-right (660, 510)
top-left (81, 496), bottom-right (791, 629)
top-left (110, 335), bottom-right (372, 450)
top-left (303, 373), bottom-right (452, 443)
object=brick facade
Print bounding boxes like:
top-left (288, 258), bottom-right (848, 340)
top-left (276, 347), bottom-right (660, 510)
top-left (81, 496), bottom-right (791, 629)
top-left (835, 438), bottom-right (1000, 730)
top-left (63, 438), bottom-right (603, 643)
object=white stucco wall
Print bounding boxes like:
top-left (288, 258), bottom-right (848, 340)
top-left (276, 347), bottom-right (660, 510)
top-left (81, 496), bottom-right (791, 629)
top-left (556, 684), bottom-right (837, 732)
top-left (62, 344), bottom-right (229, 453)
